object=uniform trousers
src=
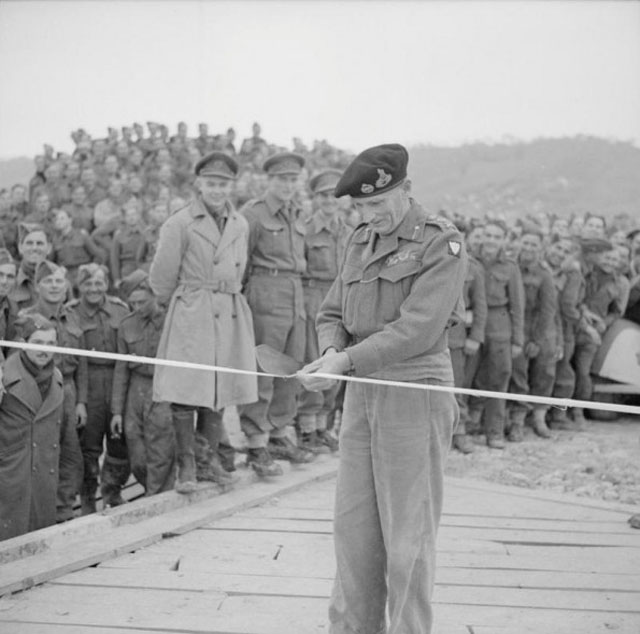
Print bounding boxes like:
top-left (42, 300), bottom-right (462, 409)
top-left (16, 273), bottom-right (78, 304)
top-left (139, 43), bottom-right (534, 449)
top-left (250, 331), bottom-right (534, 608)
top-left (571, 331), bottom-right (599, 402)
top-left (469, 337), bottom-right (511, 438)
top-left (79, 365), bottom-right (128, 493)
top-left (509, 345), bottom-right (556, 415)
top-left (449, 346), bottom-right (480, 435)
top-left (241, 275), bottom-right (305, 446)
top-left (298, 280), bottom-right (339, 433)
top-left (124, 373), bottom-right (175, 495)
top-left (329, 379), bottom-right (457, 634)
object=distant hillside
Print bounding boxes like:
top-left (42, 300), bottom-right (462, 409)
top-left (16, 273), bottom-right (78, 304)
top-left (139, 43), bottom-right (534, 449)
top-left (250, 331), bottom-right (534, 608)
top-left (2, 137), bottom-right (639, 220)
top-left (407, 137), bottom-right (640, 220)
top-left (0, 157), bottom-right (33, 190)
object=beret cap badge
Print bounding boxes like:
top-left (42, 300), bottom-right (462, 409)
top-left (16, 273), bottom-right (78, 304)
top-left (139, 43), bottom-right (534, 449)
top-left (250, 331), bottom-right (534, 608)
top-left (375, 169), bottom-right (392, 189)
top-left (361, 183), bottom-right (375, 194)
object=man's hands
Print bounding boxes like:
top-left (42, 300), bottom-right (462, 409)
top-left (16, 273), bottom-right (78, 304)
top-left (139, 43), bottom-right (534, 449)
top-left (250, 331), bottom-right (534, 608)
top-left (463, 338), bottom-right (480, 356)
top-left (110, 414), bottom-right (123, 439)
top-left (297, 348), bottom-right (351, 392)
top-left (76, 403), bottom-right (87, 429)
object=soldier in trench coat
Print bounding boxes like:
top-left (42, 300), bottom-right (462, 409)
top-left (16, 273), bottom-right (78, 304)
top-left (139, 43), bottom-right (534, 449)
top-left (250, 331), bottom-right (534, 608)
top-left (0, 315), bottom-right (64, 541)
top-left (150, 152), bottom-right (257, 493)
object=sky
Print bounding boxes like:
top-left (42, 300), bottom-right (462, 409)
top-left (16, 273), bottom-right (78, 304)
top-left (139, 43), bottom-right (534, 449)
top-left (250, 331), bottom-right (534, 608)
top-left (0, 0), bottom-right (639, 159)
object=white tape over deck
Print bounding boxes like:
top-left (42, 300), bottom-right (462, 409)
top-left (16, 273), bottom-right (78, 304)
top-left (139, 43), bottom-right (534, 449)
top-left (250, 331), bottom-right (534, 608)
top-left (2, 339), bottom-right (639, 416)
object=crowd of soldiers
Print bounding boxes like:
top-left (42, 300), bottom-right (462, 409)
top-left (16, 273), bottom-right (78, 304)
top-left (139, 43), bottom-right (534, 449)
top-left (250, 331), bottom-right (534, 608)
top-left (0, 121), bottom-right (639, 541)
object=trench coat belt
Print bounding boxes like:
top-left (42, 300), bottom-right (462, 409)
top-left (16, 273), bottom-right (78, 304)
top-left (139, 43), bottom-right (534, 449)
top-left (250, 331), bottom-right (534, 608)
top-left (488, 304), bottom-right (509, 310)
top-left (181, 280), bottom-right (242, 294)
top-left (302, 278), bottom-right (334, 288)
top-left (251, 266), bottom-right (301, 278)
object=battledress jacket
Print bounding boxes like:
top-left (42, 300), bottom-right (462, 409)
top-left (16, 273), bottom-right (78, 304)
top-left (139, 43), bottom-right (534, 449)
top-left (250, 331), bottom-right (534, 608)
top-left (317, 200), bottom-right (467, 381)
top-left (0, 353), bottom-right (64, 541)
top-left (149, 197), bottom-right (257, 410)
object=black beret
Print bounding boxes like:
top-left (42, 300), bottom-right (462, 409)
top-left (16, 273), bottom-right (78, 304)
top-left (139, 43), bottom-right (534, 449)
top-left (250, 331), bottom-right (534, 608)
top-left (309, 169), bottom-right (343, 194)
top-left (262, 152), bottom-right (305, 175)
top-left (195, 152), bottom-right (238, 179)
top-left (334, 144), bottom-right (408, 199)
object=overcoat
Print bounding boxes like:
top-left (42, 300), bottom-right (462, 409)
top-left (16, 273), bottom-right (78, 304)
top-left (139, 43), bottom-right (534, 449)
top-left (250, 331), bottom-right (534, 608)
top-left (149, 198), bottom-right (257, 410)
top-left (0, 353), bottom-right (64, 541)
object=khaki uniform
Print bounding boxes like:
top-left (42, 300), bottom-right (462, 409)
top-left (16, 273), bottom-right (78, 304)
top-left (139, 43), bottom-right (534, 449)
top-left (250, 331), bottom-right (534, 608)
top-left (51, 228), bottom-right (104, 289)
top-left (21, 300), bottom-right (86, 521)
top-left (469, 252), bottom-right (525, 439)
top-left (297, 214), bottom-right (344, 434)
top-left (63, 202), bottom-right (95, 234)
top-left (111, 307), bottom-right (175, 496)
top-left (68, 295), bottom-right (130, 507)
top-left (10, 265), bottom-right (39, 311)
top-left (573, 267), bottom-right (624, 401)
top-left (317, 202), bottom-right (467, 633)
top-left (240, 193), bottom-right (306, 445)
top-left (509, 259), bottom-right (558, 415)
top-left (550, 261), bottom-right (584, 400)
top-left (110, 224), bottom-right (145, 285)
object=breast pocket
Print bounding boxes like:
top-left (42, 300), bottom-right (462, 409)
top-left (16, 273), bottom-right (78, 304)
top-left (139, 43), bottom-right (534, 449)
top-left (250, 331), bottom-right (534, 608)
top-left (487, 270), bottom-right (510, 304)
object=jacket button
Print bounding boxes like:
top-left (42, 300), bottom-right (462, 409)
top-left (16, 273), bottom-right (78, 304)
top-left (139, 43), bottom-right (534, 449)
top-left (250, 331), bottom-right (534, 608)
top-left (50, 469), bottom-right (55, 474)
top-left (53, 443), bottom-right (58, 448)
top-left (32, 442), bottom-right (37, 448)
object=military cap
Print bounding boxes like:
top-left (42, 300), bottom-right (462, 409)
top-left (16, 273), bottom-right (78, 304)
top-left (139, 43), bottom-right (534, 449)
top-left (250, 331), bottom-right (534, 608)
top-left (18, 222), bottom-right (48, 244)
top-left (0, 248), bottom-right (15, 267)
top-left (309, 169), bottom-right (343, 194)
top-left (77, 263), bottom-right (109, 285)
top-left (579, 237), bottom-right (613, 254)
top-left (15, 312), bottom-right (56, 340)
top-left (334, 144), bottom-right (408, 199)
top-left (35, 260), bottom-right (63, 284)
top-left (195, 151), bottom-right (238, 179)
top-left (120, 269), bottom-right (150, 298)
top-left (263, 152), bottom-right (305, 175)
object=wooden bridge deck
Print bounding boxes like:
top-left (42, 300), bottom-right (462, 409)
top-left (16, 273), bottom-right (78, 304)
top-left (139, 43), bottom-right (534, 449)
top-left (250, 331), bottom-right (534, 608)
top-left (0, 474), bottom-right (639, 634)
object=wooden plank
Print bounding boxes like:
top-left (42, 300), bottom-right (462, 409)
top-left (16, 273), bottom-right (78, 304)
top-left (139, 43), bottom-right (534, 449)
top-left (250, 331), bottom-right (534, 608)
top-left (2, 586), bottom-right (640, 634)
top-left (52, 565), bottom-right (640, 594)
top-left (434, 603), bottom-right (640, 634)
top-left (0, 460), bottom-right (338, 596)
top-left (0, 625), bottom-right (167, 634)
top-left (235, 506), bottom-right (632, 535)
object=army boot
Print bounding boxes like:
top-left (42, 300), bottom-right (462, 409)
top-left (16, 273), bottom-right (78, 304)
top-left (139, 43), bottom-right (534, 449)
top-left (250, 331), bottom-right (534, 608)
top-left (100, 455), bottom-right (130, 508)
top-left (196, 410), bottom-right (238, 486)
top-left (570, 408), bottom-right (587, 430)
top-left (80, 460), bottom-right (99, 515)
top-left (452, 433), bottom-right (474, 454)
top-left (466, 408), bottom-right (483, 435)
top-left (507, 410), bottom-right (526, 443)
top-left (531, 408), bottom-right (551, 438)
top-left (172, 408), bottom-right (197, 494)
top-left (268, 434), bottom-right (315, 463)
top-left (247, 446), bottom-right (283, 477)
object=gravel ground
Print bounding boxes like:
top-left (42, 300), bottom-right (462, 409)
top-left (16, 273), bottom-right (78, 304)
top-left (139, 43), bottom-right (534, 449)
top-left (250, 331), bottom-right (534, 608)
top-left (445, 417), bottom-right (640, 505)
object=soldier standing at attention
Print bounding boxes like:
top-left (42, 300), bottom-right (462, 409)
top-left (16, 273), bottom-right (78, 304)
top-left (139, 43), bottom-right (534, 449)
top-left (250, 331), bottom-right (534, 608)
top-left (110, 270), bottom-right (175, 496)
top-left (150, 152), bottom-right (257, 493)
top-left (67, 264), bottom-right (130, 513)
top-left (298, 144), bottom-right (467, 634)
top-left (468, 219), bottom-right (525, 448)
top-left (0, 249), bottom-right (18, 358)
top-left (297, 169), bottom-right (344, 453)
top-left (506, 227), bottom-right (557, 440)
top-left (240, 152), bottom-right (315, 476)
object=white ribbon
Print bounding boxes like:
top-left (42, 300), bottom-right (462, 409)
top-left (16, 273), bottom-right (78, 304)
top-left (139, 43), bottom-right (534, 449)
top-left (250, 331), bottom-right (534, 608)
top-left (2, 339), bottom-right (639, 416)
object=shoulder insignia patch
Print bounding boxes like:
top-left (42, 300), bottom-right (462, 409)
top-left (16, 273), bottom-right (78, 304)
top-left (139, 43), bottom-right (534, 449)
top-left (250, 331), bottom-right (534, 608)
top-left (425, 215), bottom-right (457, 232)
top-left (447, 240), bottom-right (462, 257)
